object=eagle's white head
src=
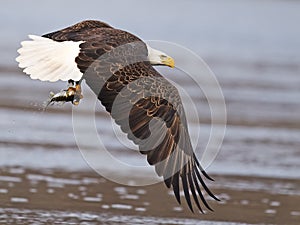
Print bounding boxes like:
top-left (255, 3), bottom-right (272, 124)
top-left (146, 45), bottom-right (175, 68)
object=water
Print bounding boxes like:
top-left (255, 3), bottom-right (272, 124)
top-left (0, 208), bottom-right (263, 225)
top-left (1, 0), bottom-right (300, 224)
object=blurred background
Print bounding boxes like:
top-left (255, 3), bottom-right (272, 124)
top-left (0, 0), bottom-right (299, 224)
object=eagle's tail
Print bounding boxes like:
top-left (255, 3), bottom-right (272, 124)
top-left (16, 35), bottom-right (83, 82)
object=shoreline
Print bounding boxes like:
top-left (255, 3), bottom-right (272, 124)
top-left (1, 167), bottom-right (299, 224)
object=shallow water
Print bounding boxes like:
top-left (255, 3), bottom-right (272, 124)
top-left (0, 208), bottom-right (262, 225)
top-left (1, 69), bottom-right (299, 179)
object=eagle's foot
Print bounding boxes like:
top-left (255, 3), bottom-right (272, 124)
top-left (72, 82), bottom-right (83, 105)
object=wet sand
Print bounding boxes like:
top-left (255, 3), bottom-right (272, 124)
top-left (0, 167), bottom-right (299, 225)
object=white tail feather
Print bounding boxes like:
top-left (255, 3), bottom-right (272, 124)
top-left (16, 35), bottom-right (84, 82)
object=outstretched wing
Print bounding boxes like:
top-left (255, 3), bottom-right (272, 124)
top-left (70, 31), bottom-right (219, 212)
top-left (42, 20), bottom-right (113, 41)
top-left (94, 67), bottom-right (220, 212)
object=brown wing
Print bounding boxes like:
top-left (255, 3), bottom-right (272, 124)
top-left (43, 20), bottom-right (219, 213)
top-left (42, 20), bottom-right (113, 41)
top-left (94, 63), bottom-right (219, 212)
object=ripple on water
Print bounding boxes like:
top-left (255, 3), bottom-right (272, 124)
top-left (290, 211), bottom-right (300, 216)
top-left (114, 187), bottom-right (127, 195)
top-left (82, 177), bottom-right (100, 185)
top-left (68, 193), bottom-right (79, 200)
top-left (26, 174), bottom-right (82, 185)
top-left (47, 188), bottom-right (55, 194)
top-left (80, 191), bottom-right (87, 196)
top-left (10, 197), bottom-right (29, 203)
top-left (0, 189), bottom-right (8, 194)
top-left (8, 182), bottom-right (15, 188)
top-left (101, 204), bottom-right (110, 209)
top-left (83, 197), bottom-right (102, 202)
top-left (135, 207), bottom-right (146, 212)
top-left (29, 188), bottom-right (37, 193)
top-left (240, 200), bottom-right (249, 205)
top-left (120, 194), bottom-right (139, 200)
top-left (47, 182), bottom-right (64, 188)
top-left (269, 201), bottom-right (280, 207)
top-left (136, 189), bottom-right (146, 195)
top-left (265, 209), bottom-right (276, 215)
top-left (78, 186), bottom-right (87, 191)
top-left (111, 204), bottom-right (133, 210)
top-left (0, 176), bottom-right (22, 182)
top-left (173, 206), bottom-right (183, 212)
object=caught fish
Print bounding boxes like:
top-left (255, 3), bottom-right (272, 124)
top-left (43, 84), bottom-right (83, 109)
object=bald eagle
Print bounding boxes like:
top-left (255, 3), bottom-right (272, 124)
top-left (16, 20), bottom-right (219, 213)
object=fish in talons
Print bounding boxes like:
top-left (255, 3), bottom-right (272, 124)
top-left (44, 80), bottom-right (83, 108)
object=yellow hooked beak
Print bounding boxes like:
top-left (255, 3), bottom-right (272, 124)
top-left (161, 56), bottom-right (175, 68)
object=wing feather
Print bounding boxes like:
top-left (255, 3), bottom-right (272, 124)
top-left (181, 164), bottom-right (193, 212)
